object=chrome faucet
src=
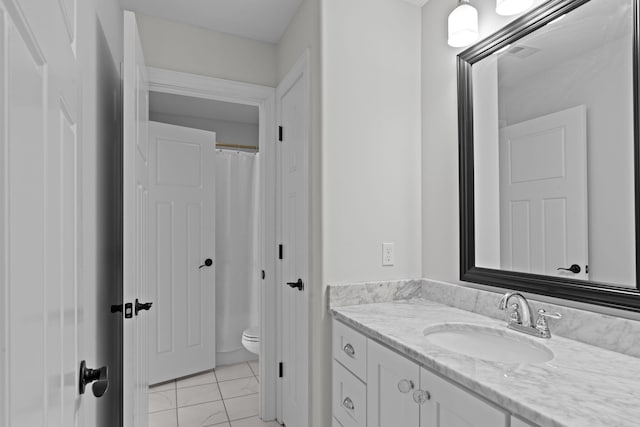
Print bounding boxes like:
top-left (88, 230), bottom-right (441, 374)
top-left (498, 292), bottom-right (562, 338)
top-left (498, 292), bottom-right (534, 327)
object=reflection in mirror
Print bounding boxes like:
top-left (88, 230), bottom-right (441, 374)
top-left (472, 0), bottom-right (636, 287)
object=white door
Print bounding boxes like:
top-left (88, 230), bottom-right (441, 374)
top-left (1, 0), bottom-right (87, 426)
top-left (278, 57), bottom-right (310, 426)
top-left (419, 368), bottom-right (508, 426)
top-left (367, 340), bottom-right (421, 427)
top-left (123, 10), bottom-right (151, 427)
top-left (148, 121), bottom-right (217, 384)
top-left (499, 105), bottom-right (588, 280)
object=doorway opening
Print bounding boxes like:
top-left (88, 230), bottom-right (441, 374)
top-left (143, 68), bottom-right (278, 426)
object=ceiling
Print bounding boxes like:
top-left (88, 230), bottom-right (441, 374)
top-left (149, 92), bottom-right (259, 125)
top-left (120, 0), bottom-right (303, 43)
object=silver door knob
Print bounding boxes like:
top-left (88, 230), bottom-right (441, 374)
top-left (413, 389), bottom-right (431, 404)
top-left (342, 397), bottom-right (355, 411)
top-left (398, 379), bottom-right (414, 393)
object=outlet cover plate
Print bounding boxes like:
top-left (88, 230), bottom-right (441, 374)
top-left (382, 242), bottom-right (394, 266)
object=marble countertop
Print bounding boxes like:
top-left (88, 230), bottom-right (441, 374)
top-left (331, 299), bottom-right (640, 427)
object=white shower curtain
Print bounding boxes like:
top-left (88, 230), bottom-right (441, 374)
top-left (215, 150), bottom-right (260, 354)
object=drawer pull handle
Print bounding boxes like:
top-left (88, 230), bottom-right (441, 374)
top-left (413, 389), bottom-right (431, 404)
top-left (343, 343), bottom-right (356, 358)
top-left (398, 379), bottom-right (414, 393)
top-left (342, 397), bottom-right (355, 411)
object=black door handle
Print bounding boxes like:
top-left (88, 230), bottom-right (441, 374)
top-left (135, 298), bottom-right (153, 315)
top-left (286, 278), bottom-right (304, 291)
top-left (199, 258), bottom-right (213, 269)
top-left (557, 264), bottom-right (581, 274)
top-left (79, 360), bottom-right (109, 397)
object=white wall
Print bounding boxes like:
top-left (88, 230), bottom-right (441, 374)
top-left (149, 113), bottom-right (259, 150)
top-left (136, 14), bottom-right (278, 87)
top-left (323, 0), bottom-right (422, 284)
top-left (77, 0), bottom-right (124, 426)
top-left (473, 57), bottom-right (501, 269)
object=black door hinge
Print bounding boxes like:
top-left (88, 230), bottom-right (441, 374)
top-left (261, 270), bottom-right (266, 280)
top-left (278, 126), bottom-right (283, 142)
top-left (279, 362), bottom-right (283, 378)
top-left (279, 244), bottom-right (284, 260)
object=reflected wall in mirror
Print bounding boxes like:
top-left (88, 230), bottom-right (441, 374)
top-left (458, 0), bottom-right (640, 311)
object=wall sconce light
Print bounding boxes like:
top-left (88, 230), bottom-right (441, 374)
top-left (495, 0), bottom-right (534, 16)
top-left (448, 0), bottom-right (479, 48)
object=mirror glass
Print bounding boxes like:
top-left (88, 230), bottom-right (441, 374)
top-left (471, 0), bottom-right (636, 288)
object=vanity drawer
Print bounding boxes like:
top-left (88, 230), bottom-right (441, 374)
top-left (333, 319), bottom-right (367, 381)
top-left (333, 361), bottom-right (366, 427)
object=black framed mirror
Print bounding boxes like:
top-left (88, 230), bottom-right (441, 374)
top-left (458, 0), bottom-right (640, 311)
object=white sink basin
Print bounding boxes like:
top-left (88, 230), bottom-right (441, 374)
top-left (424, 323), bottom-right (554, 364)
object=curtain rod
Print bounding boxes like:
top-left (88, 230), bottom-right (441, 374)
top-left (216, 142), bottom-right (258, 151)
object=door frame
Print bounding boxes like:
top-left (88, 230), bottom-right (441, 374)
top-left (146, 67), bottom-right (277, 420)
top-left (275, 50), bottom-right (311, 424)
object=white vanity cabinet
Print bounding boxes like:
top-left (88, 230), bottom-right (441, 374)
top-left (333, 319), bottom-right (533, 427)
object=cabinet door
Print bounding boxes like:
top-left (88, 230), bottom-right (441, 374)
top-left (420, 368), bottom-right (508, 427)
top-left (367, 340), bottom-right (421, 427)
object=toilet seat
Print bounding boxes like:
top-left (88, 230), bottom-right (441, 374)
top-left (241, 326), bottom-right (260, 355)
top-left (242, 326), bottom-right (260, 340)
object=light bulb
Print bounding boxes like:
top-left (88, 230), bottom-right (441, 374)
top-left (448, 1), bottom-right (479, 48)
top-left (496, 0), bottom-right (534, 16)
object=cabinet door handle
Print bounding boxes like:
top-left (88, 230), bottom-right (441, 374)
top-left (342, 397), bottom-right (355, 411)
top-left (397, 379), bottom-right (414, 393)
top-left (343, 343), bottom-right (355, 358)
top-left (413, 389), bottom-right (431, 404)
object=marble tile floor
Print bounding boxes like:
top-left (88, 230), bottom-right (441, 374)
top-left (148, 361), bottom-right (280, 427)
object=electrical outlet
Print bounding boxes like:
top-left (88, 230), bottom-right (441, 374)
top-left (382, 242), bottom-right (394, 266)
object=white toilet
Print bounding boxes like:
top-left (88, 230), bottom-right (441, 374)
top-left (241, 326), bottom-right (260, 355)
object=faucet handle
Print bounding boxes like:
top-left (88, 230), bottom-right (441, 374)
top-left (537, 309), bottom-right (562, 320)
top-left (535, 309), bottom-right (562, 338)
